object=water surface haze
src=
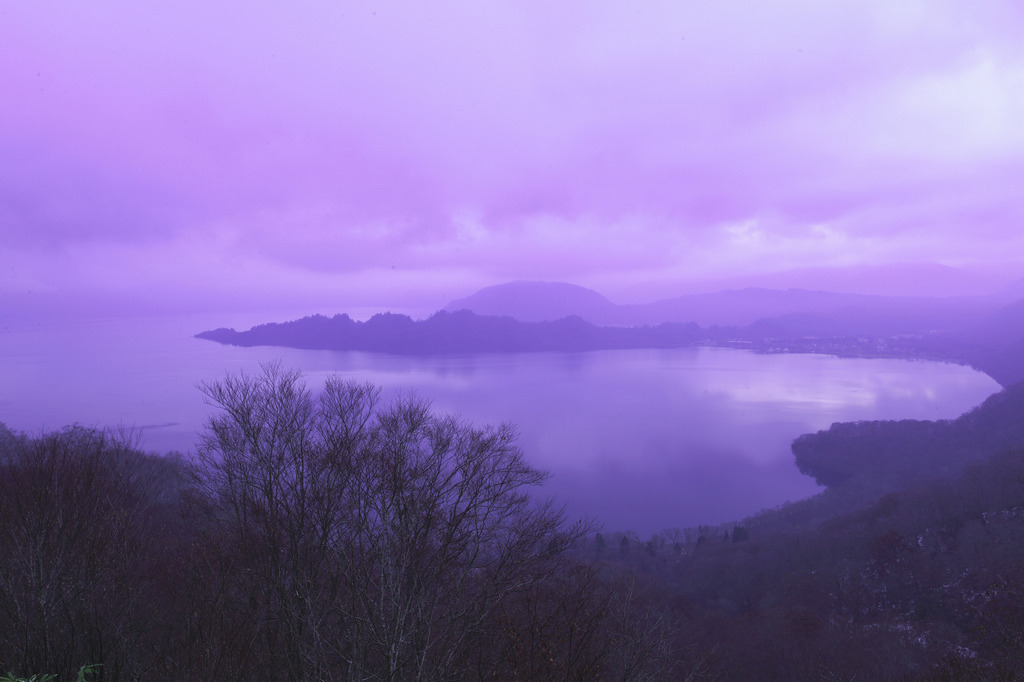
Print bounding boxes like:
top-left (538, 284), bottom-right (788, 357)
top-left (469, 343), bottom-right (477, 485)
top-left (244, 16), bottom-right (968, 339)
top-left (1, 313), bottom-right (1001, 534)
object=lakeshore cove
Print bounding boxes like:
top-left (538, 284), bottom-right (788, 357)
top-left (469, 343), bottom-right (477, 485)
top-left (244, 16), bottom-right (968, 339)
top-left (1, 313), bottom-right (1001, 534)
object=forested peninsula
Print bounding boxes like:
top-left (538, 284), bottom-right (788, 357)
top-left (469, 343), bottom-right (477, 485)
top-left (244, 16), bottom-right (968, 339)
top-left (197, 302), bottom-right (1024, 387)
top-left (198, 309), bottom-right (703, 353)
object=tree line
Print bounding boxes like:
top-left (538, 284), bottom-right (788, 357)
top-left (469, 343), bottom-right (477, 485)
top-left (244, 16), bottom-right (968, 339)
top-left (0, 364), bottom-right (678, 681)
top-left (6, 365), bottom-right (1024, 679)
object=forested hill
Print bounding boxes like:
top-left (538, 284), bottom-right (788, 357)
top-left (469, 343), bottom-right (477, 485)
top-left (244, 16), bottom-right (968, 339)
top-left (196, 309), bottom-right (706, 353)
top-left (793, 381), bottom-right (1024, 494)
top-left (957, 298), bottom-right (1024, 387)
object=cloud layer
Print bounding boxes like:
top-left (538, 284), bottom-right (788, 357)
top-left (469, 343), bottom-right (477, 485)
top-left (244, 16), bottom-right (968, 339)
top-left (2, 1), bottom-right (1023, 312)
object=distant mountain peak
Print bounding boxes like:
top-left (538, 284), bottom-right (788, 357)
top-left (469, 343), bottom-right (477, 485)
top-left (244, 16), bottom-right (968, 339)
top-left (444, 281), bottom-right (616, 323)
top-left (454, 280), bottom-right (612, 302)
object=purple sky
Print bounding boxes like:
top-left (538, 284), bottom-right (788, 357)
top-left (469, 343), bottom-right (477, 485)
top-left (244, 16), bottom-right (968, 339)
top-left (3, 1), bottom-right (1023, 317)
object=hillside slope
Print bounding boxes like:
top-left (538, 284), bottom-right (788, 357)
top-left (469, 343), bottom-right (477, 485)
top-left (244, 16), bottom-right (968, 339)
top-left (792, 381), bottom-right (1024, 493)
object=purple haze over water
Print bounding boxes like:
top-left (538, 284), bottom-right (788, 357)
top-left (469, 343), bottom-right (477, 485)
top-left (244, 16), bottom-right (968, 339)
top-left (0, 314), bottom-right (1001, 534)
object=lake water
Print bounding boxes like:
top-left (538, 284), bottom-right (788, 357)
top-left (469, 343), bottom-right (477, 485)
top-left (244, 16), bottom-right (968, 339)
top-left (0, 312), bottom-right (1002, 534)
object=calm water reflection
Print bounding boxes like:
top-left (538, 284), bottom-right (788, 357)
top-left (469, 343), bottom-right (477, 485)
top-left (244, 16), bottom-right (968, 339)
top-left (0, 314), bottom-right (1002, 534)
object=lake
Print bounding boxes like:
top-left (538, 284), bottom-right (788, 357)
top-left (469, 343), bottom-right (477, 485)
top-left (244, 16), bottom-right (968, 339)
top-left (0, 312), bottom-right (1002, 534)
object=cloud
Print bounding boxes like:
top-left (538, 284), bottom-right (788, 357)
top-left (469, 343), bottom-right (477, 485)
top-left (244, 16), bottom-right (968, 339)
top-left (2, 0), bottom-right (1023, 309)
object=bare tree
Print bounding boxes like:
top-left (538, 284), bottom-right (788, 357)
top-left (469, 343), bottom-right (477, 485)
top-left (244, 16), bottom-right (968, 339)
top-left (193, 363), bottom-right (587, 680)
top-left (192, 363), bottom-right (363, 680)
top-left (337, 395), bottom-right (585, 680)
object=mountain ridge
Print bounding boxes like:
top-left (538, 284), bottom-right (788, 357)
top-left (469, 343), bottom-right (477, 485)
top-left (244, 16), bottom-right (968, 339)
top-left (444, 280), bottom-right (1003, 329)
